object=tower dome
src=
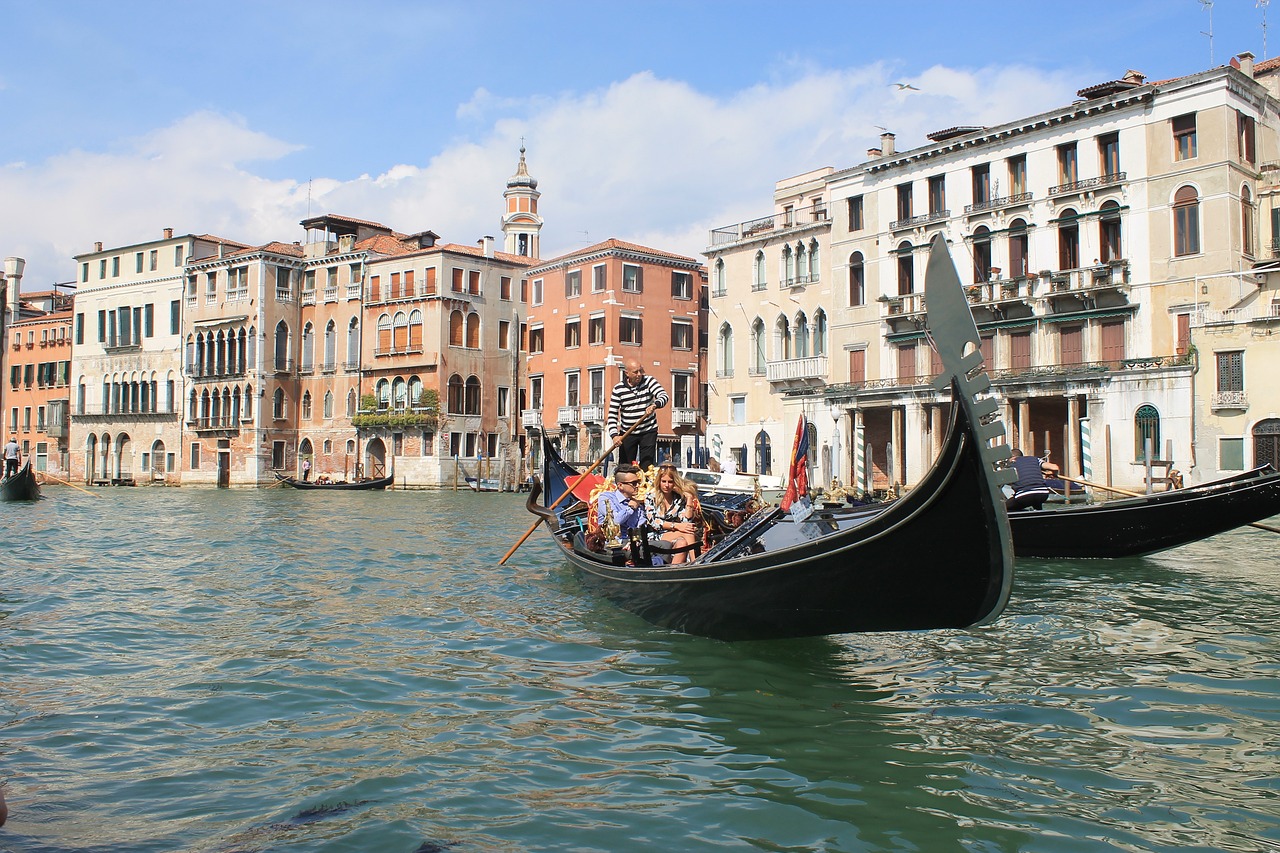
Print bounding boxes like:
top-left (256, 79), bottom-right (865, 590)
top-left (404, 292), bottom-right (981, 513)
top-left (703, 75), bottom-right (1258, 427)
top-left (502, 144), bottom-right (543, 259)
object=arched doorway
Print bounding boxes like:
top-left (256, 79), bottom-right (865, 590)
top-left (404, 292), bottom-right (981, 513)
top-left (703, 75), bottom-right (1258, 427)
top-left (99, 432), bottom-right (111, 483)
top-left (365, 437), bottom-right (387, 479)
top-left (298, 438), bottom-right (314, 481)
top-left (85, 434), bottom-right (98, 483)
top-left (754, 429), bottom-right (772, 476)
top-left (1255, 419), bottom-right (1280, 469)
top-left (114, 433), bottom-right (133, 482)
top-left (150, 439), bottom-right (167, 482)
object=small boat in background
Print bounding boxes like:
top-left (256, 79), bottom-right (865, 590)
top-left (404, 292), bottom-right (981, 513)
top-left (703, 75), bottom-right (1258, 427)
top-left (274, 472), bottom-right (394, 491)
top-left (679, 467), bottom-right (784, 500)
top-left (0, 461), bottom-right (41, 502)
top-left (465, 476), bottom-right (502, 492)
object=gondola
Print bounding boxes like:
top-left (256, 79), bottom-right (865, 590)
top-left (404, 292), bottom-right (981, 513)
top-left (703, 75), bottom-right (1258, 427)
top-left (1010, 465), bottom-right (1280, 558)
top-left (0, 460), bottom-right (41, 502)
top-left (523, 235), bottom-right (1016, 641)
top-left (273, 471), bottom-right (394, 490)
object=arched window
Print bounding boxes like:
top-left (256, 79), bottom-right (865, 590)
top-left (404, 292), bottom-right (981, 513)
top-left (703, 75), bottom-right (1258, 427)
top-left (465, 313), bottom-right (480, 348)
top-left (718, 323), bottom-right (734, 376)
top-left (392, 311), bottom-right (409, 352)
top-left (301, 391), bottom-right (313, 421)
top-left (775, 315), bottom-right (791, 361)
top-left (323, 390), bottom-right (333, 419)
top-left (1241, 185), bottom-right (1255, 256)
top-left (347, 389), bottom-right (357, 417)
top-left (715, 258), bottom-right (726, 295)
top-left (376, 378), bottom-right (390, 408)
top-left (754, 429), bottom-right (772, 476)
top-left (1255, 418), bottom-right (1280, 469)
top-left (300, 322), bottom-right (314, 371)
top-left (449, 310), bottom-right (464, 347)
top-left (1174, 186), bottom-right (1200, 256)
top-left (848, 252), bottom-right (865, 306)
top-left (377, 314), bottom-right (392, 353)
top-left (751, 318), bottom-right (766, 374)
top-left (346, 318), bottom-right (360, 367)
top-left (243, 384), bottom-right (253, 420)
top-left (794, 312), bottom-right (809, 359)
top-left (796, 242), bottom-right (809, 282)
top-left (274, 321), bottom-right (290, 371)
top-left (464, 376), bottom-right (481, 414)
top-left (447, 374), bottom-right (464, 413)
top-left (1100, 201), bottom-right (1123, 263)
top-left (1057, 208), bottom-right (1080, 269)
top-left (813, 309), bottom-right (827, 357)
top-left (809, 239), bottom-right (820, 281)
top-left (324, 320), bottom-right (337, 369)
top-left (1009, 219), bottom-right (1029, 277)
top-left (1135, 404), bottom-right (1160, 461)
top-left (272, 388), bottom-right (286, 419)
top-left (972, 226), bottom-right (992, 283)
top-left (753, 251), bottom-right (766, 289)
top-left (782, 245), bottom-right (793, 286)
top-left (408, 309), bottom-right (423, 351)
top-left (408, 376), bottom-right (423, 408)
top-left (896, 242), bottom-right (914, 295)
top-left (393, 377), bottom-right (407, 410)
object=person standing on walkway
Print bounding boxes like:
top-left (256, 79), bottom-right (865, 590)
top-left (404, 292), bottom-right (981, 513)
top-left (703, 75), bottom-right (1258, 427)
top-left (608, 358), bottom-right (668, 470)
top-left (3, 436), bottom-right (20, 479)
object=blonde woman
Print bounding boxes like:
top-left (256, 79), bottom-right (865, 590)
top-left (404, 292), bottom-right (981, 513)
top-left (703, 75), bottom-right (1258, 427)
top-left (645, 463), bottom-right (699, 564)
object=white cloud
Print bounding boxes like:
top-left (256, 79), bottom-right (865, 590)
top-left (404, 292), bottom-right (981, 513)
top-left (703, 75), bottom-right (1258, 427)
top-left (0, 64), bottom-right (1080, 286)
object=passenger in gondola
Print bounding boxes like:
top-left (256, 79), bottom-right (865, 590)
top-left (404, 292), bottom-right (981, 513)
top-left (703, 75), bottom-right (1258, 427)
top-left (596, 463), bottom-right (648, 536)
top-left (646, 463), bottom-right (699, 564)
top-left (1007, 448), bottom-right (1052, 511)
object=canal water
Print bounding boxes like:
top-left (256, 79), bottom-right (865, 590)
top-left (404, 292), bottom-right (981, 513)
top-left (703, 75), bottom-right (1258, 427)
top-left (1, 487), bottom-right (1278, 852)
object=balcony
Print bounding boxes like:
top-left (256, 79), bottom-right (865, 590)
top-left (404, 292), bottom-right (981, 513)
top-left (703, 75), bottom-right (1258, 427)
top-left (558, 405), bottom-right (579, 425)
top-left (1211, 390), bottom-right (1248, 410)
top-left (672, 407), bottom-right (699, 427)
top-left (186, 366), bottom-right (248, 381)
top-left (964, 192), bottom-right (1034, 215)
top-left (1050, 172), bottom-right (1126, 196)
top-left (890, 209), bottom-right (949, 231)
top-left (275, 288), bottom-right (294, 302)
top-left (346, 284), bottom-right (362, 301)
top-left (324, 286), bottom-right (339, 303)
top-left (1042, 261), bottom-right (1131, 297)
top-left (272, 357), bottom-right (294, 374)
top-left (521, 409), bottom-right (542, 428)
top-left (766, 355), bottom-right (829, 386)
top-left (343, 360), bottom-right (360, 373)
top-left (301, 290), bottom-right (316, 306)
top-left (580, 404), bottom-right (605, 424)
top-left (708, 205), bottom-right (829, 247)
top-left (191, 416), bottom-right (241, 433)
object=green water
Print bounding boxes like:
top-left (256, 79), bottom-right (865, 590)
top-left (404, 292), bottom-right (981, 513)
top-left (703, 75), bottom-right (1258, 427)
top-left (1, 488), bottom-right (1278, 852)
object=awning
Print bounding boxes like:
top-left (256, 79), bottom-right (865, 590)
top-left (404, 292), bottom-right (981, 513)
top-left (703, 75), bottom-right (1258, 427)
top-left (1041, 306), bottom-right (1136, 324)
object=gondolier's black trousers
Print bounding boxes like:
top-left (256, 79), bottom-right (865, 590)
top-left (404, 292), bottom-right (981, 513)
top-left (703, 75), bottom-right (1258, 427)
top-left (3, 459), bottom-right (17, 478)
top-left (619, 429), bottom-right (659, 470)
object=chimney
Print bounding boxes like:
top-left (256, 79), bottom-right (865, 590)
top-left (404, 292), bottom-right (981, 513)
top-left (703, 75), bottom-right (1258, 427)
top-left (1237, 51), bottom-right (1256, 79)
top-left (880, 132), bottom-right (896, 156)
top-left (4, 257), bottom-right (25, 318)
top-left (481, 235), bottom-right (495, 258)
top-left (95, 241), bottom-right (103, 252)
top-left (338, 234), bottom-right (356, 253)
top-left (163, 227), bottom-right (174, 240)
top-left (867, 148), bottom-right (883, 159)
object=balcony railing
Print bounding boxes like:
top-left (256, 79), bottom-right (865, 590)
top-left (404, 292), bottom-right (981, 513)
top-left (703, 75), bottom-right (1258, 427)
top-left (558, 406), bottom-right (579, 425)
top-left (276, 288), bottom-right (294, 302)
top-left (964, 192), bottom-right (1034, 214)
top-left (580, 404), bottom-right (605, 424)
top-left (272, 358), bottom-right (294, 373)
top-left (766, 355), bottom-right (829, 383)
top-left (301, 290), bottom-right (316, 306)
top-left (890, 210), bottom-right (949, 230)
top-left (521, 409), bottom-right (542, 428)
top-left (186, 366), bottom-right (248, 380)
top-left (1211, 390), bottom-right (1248, 410)
top-left (346, 284), bottom-right (362, 301)
top-left (672, 407), bottom-right (699, 427)
top-left (1050, 172), bottom-right (1126, 196)
top-left (191, 416), bottom-right (241, 432)
top-left (1192, 299), bottom-right (1280, 326)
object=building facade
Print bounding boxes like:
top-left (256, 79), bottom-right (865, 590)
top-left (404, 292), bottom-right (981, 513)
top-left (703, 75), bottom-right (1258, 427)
top-left (523, 239), bottom-right (708, 471)
top-left (707, 53), bottom-right (1277, 493)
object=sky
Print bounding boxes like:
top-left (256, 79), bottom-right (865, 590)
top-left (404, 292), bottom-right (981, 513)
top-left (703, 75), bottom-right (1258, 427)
top-left (0, 0), bottom-right (1274, 289)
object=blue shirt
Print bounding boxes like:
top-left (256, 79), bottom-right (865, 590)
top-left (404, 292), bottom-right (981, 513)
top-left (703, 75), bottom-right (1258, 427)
top-left (597, 489), bottom-right (647, 534)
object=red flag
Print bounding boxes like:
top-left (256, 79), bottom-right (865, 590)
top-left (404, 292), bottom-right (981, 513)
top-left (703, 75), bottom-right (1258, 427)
top-left (780, 415), bottom-right (810, 513)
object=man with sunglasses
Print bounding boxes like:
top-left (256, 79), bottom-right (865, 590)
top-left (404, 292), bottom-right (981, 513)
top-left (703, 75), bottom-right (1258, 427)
top-left (608, 358), bottom-right (668, 469)
top-left (596, 463), bottom-right (648, 535)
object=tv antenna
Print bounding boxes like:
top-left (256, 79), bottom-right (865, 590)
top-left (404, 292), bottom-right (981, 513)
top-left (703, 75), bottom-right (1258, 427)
top-left (1201, 0), bottom-right (1215, 65)
top-left (1262, 0), bottom-right (1272, 59)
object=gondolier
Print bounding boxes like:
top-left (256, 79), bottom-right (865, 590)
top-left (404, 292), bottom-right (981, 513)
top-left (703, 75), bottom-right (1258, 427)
top-left (3, 436), bottom-right (20, 479)
top-left (608, 358), bottom-right (668, 469)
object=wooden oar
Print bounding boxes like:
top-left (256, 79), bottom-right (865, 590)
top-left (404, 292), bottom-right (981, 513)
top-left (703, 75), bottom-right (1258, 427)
top-left (40, 473), bottom-right (101, 498)
top-left (499, 415), bottom-right (648, 565)
top-left (1060, 474), bottom-right (1280, 534)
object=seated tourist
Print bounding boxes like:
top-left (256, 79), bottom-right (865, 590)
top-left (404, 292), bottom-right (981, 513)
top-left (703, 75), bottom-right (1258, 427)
top-left (596, 463), bottom-right (648, 537)
top-left (646, 463), bottom-right (699, 564)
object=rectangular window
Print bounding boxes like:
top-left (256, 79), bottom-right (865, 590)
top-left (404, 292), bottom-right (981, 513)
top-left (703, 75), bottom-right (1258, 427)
top-left (847, 195), bottom-right (864, 231)
top-left (469, 270), bottom-right (481, 295)
top-left (497, 386), bottom-right (510, 418)
top-left (529, 326), bottom-right (544, 353)
top-left (1100, 320), bottom-right (1125, 365)
top-left (1010, 330), bottom-right (1032, 370)
top-left (75, 313), bottom-right (84, 345)
top-left (135, 252), bottom-right (144, 273)
top-left (565, 269), bottom-right (582, 298)
top-left (112, 256), bottom-right (120, 276)
top-left (150, 249), bottom-right (158, 271)
top-left (1173, 113), bottom-right (1197, 161)
top-left (1176, 313), bottom-right (1191, 356)
top-left (500, 276), bottom-right (512, 300)
top-left (190, 443), bottom-right (201, 470)
top-left (622, 265), bottom-right (642, 293)
top-left (672, 373), bottom-right (691, 409)
top-left (1060, 325), bottom-right (1083, 365)
top-left (565, 372), bottom-right (580, 407)
top-left (588, 314), bottom-right (605, 345)
top-left (97, 310), bottom-right (106, 342)
top-left (730, 395), bottom-right (746, 424)
top-left (927, 174), bottom-right (945, 215)
top-left (671, 271), bottom-right (692, 300)
top-left (848, 348), bottom-right (866, 384)
top-left (499, 320), bottom-right (511, 350)
top-left (619, 315), bottom-right (643, 344)
top-left (175, 245), bottom-right (184, 266)
top-left (82, 262), bottom-right (89, 283)
top-left (271, 441), bottom-right (285, 469)
top-left (971, 163), bottom-right (990, 205)
top-left (144, 303), bottom-right (154, 337)
top-left (1219, 437), bottom-right (1245, 471)
top-left (589, 368), bottom-right (605, 405)
top-left (671, 320), bottom-right (693, 350)
top-left (896, 183), bottom-right (913, 221)
top-left (532, 278), bottom-right (543, 305)
top-left (1057, 142), bottom-right (1078, 185)
top-left (452, 268), bottom-right (465, 293)
top-left (1098, 132), bottom-right (1120, 176)
top-left (564, 319), bottom-right (581, 348)
top-left (1238, 111), bottom-right (1257, 164)
top-left (1008, 154), bottom-right (1027, 196)
top-left (592, 264), bottom-right (607, 292)
top-left (1216, 350), bottom-right (1244, 393)
top-left (170, 300), bottom-right (181, 334)
top-left (897, 343), bottom-right (917, 382)
top-left (530, 375), bottom-right (543, 411)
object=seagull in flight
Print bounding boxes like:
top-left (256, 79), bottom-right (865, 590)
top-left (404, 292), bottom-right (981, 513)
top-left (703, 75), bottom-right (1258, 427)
top-left (892, 82), bottom-right (920, 91)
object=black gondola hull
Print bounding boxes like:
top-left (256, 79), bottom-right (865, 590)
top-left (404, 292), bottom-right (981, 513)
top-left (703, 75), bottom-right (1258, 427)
top-left (538, 395), bottom-right (1011, 641)
top-left (0, 461), bottom-right (41, 502)
top-left (1011, 467), bottom-right (1280, 558)
top-left (274, 472), bottom-right (394, 490)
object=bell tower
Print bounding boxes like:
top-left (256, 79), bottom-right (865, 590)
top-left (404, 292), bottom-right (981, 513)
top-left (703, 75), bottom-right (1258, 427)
top-left (502, 144), bottom-right (542, 259)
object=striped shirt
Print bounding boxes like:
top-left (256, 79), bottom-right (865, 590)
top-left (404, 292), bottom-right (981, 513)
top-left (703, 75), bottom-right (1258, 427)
top-left (608, 375), bottom-right (669, 440)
